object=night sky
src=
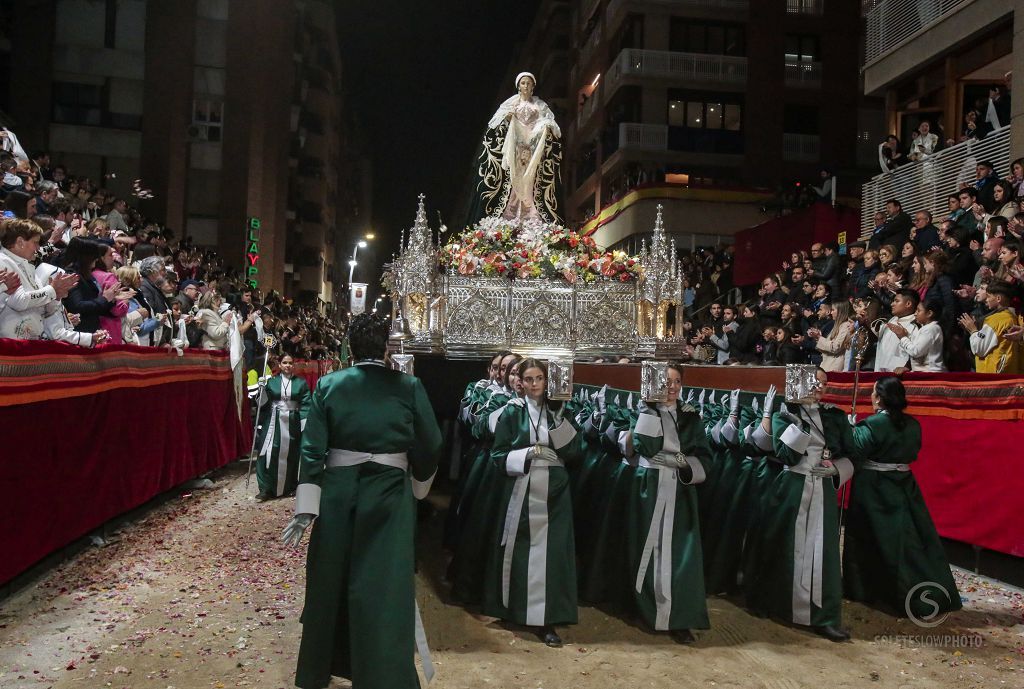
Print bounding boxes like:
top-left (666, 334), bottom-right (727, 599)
top-left (336, 0), bottom-right (541, 287)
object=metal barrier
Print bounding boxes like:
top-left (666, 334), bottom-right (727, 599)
top-left (859, 125), bottom-right (1011, 236)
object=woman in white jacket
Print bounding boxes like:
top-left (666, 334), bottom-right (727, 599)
top-left (194, 290), bottom-right (231, 350)
top-left (810, 301), bottom-right (854, 372)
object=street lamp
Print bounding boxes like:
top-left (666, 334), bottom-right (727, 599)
top-left (348, 237), bottom-right (372, 286)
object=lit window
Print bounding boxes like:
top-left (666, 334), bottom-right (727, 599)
top-left (686, 102), bottom-right (703, 127)
top-left (668, 100), bottom-right (686, 126)
top-left (705, 102), bottom-right (723, 129)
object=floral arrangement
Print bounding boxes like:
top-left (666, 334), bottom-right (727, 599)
top-left (440, 217), bottom-right (642, 284)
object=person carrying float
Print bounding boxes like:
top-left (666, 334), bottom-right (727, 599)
top-left (748, 367), bottom-right (855, 642)
top-left (481, 358), bottom-right (582, 647)
top-left (623, 363), bottom-right (711, 643)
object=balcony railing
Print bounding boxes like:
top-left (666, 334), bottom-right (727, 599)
top-left (619, 123), bottom-right (668, 152)
top-left (607, 0), bottom-right (749, 24)
top-left (782, 133), bottom-right (820, 162)
top-left (784, 60), bottom-right (822, 87)
top-left (864, 0), bottom-right (969, 64)
top-left (606, 48), bottom-right (747, 95)
top-left (859, 125), bottom-right (1011, 236)
top-left (786, 0), bottom-right (824, 14)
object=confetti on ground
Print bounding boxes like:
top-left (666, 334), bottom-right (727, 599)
top-left (1, 463), bottom-right (1022, 689)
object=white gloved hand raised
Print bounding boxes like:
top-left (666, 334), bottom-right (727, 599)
top-left (778, 405), bottom-right (801, 426)
top-left (762, 384), bottom-right (777, 419)
top-left (282, 513), bottom-right (314, 548)
top-left (729, 389), bottom-right (741, 416)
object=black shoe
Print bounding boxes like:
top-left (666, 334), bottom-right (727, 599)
top-left (254, 492), bottom-right (271, 502)
top-left (813, 625), bottom-right (850, 642)
top-left (671, 629), bottom-right (696, 644)
top-left (540, 627), bottom-right (562, 648)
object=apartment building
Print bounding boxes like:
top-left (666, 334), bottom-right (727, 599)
top-left (2, 0), bottom-right (364, 307)
top-left (857, 0), bottom-right (1024, 235)
top-left (543, 0), bottom-right (868, 250)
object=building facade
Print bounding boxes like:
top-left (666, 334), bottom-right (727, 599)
top-left (514, 0), bottom-right (871, 251)
top-left (855, 0), bottom-right (1024, 233)
top-left (3, 0), bottom-right (363, 308)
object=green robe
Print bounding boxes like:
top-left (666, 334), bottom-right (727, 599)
top-left (481, 397), bottom-right (583, 626)
top-left (442, 378), bottom-right (490, 550)
top-left (740, 418), bottom-right (787, 610)
top-left (293, 361), bottom-right (442, 689)
top-left (628, 401), bottom-right (712, 631)
top-left (843, 411), bottom-right (962, 618)
top-left (578, 396), bottom-right (636, 607)
top-left (747, 404), bottom-right (854, 628)
top-left (703, 405), bottom-right (760, 595)
top-left (449, 385), bottom-right (514, 605)
top-left (252, 373), bottom-right (311, 497)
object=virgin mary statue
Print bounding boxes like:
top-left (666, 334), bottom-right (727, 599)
top-left (467, 71), bottom-right (565, 226)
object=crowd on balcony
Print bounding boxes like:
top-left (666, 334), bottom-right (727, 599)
top-left (0, 134), bottom-right (345, 369)
top-left (878, 80), bottom-right (1011, 173)
top-left (687, 158), bottom-right (1024, 374)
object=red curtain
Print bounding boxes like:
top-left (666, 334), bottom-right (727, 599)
top-left (909, 416), bottom-right (1024, 557)
top-left (1, 360), bottom-right (250, 585)
top-left (732, 203), bottom-right (862, 286)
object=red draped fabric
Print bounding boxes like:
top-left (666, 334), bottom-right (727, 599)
top-left (292, 359), bottom-right (331, 392)
top-left (732, 203), bottom-right (862, 286)
top-left (824, 371), bottom-right (1024, 557)
top-left (0, 340), bottom-right (251, 585)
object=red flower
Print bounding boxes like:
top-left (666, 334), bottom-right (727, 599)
top-left (520, 250), bottom-right (528, 258)
top-left (475, 230), bottom-right (485, 239)
top-left (627, 259), bottom-right (635, 267)
top-left (619, 273), bottom-right (630, 282)
top-left (494, 232), bottom-right (502, 240)
top-left (512, 262), bottom-right (521, 269)
top-left (497, 265), bottom-right (506, 273)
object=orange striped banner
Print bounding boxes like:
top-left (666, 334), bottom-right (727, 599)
top-left (0, 339), bottom-right (233, 407)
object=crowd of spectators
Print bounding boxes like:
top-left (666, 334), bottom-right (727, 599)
top-left (879, 79), bottom-right (1011, 174)
top-left (685, 157), bottom-right (1024, 374)
top-left (0, 139), bottom-right (345, 374)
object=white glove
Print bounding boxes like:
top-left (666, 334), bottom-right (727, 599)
top-left (762, 384), bottom-right (777, 419)
top-left (778, 405), bottom-right (801, 425)
top-left (720, 391), bottom-right (730, 405)
top-left (626, 392), bottom-right (635, 410)
top-left (282, 513), bottom-right (314, 547)
top-left (685, 389), bottom-right (695, 404)
top-left (637, 398), bottom-right (650, 414)
top-left (847, 413), bottom-right (857, 425)
top-left (528, 446), bottom-right (559, 463)
top-left (596, 386), bottom-right (608, 414)
top-left (810, 464), bottom-right (839, 478)
top-left (697, 389), bottom-right (706, 411)
top-left (729, 389), bottom-right (741, 416)
top-left (751, 397), bottom-right (760, 415)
